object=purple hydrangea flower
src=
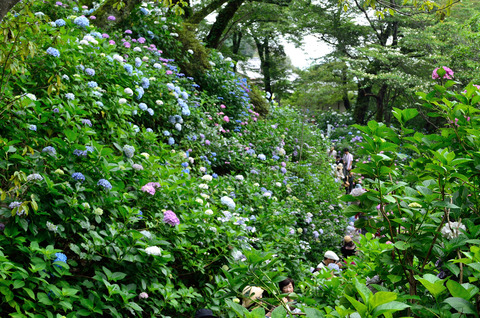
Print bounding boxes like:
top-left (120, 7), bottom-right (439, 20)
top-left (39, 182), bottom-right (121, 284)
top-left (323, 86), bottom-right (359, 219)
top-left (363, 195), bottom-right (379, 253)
top-left (85, 68), bottom-right (95, 76)
top-left (163, 210), bottom-right (180, 226)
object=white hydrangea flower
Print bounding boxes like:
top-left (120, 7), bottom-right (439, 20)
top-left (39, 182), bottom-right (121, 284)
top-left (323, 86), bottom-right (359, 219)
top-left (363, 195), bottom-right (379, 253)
top-left (199, 184), bottom-right (209, 190)
top-left (205, 209), bottom-right (214, 215)
top-left (441, 221), bottom-right (466, 240)
top-left (124, 88), bottom-right (134, 96)
top-left (145, 246), bottom-right (162, 256)
top-left (202, 175), bottom-right (212, 182)
top-left (235, 175), bottom-right (244, 181)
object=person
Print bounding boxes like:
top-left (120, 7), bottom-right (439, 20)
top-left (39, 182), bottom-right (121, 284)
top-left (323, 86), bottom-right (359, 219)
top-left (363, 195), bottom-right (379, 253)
top-left (279, 278), bottom-right (295, 304)
top-left (344, 170), bottom-right (354, 194)
top-left (341, 236), bottom-right (357, 259)
top-left (328, 146), bottom-right (337, 158)
top-left (241, 286), bottom-right (264, 310)
top-left (335, 163), bottom-right (345, 182)
top-left (194, 308), bottom-right (218, 318)
top-left (342, 148), bottom-right (353, 174)
top-left (314, 251), bottom-right (342, 276)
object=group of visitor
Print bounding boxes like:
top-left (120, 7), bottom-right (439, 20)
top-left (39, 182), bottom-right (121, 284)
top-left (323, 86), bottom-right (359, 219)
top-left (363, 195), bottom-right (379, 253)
top-left (193, 145), bottom-right (362, 317)
top-left (194, 236), bottom-right (358, 317)
top-left (329, 146), bottom-right (359, 194)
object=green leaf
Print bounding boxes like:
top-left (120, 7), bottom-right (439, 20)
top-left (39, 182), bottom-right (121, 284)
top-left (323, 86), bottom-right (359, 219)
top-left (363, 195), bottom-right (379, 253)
top-left (443, 297), bottom-right (477, 316)
top-left (271, 305), bottom-right (287, 318)
top-left (37, 292), bottom-right (53, 305)
top-left (354, 278), bottom-right (371, 305)
top-left (368, 291), bottom-right (397, 309)
top-left (446, 280), bottom-right (471, 300)
top-left (371, 301), bottom-right (410, 317)
top-left (250, 307), bottom-right (266, 318)
top-left (401, 108), bottom-right (419, 123)
top-left (345, 294), bottom-right (367, 317)
top-left (394, 241), bottom-right (410, 251)
top-left (415, 274), bottom-right (446, 299)
top-left (303, 307), bottom-right (325, 318)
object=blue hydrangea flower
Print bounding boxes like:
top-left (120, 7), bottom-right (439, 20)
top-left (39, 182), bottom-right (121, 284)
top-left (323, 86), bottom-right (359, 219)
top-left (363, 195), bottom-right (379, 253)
top-left (97, 179), bottom-right (112, 190)
top-left (72, 172), bottom-right (85, 182)
top-left (86, 146), bottom-right (94, 153)
top-left (73, 149), bottom-right (88, 157)
top-left (42, 146), bottom-right (56, 155)
top-left (140, 78), bottom-right (150, 89)
top-left (147, 108), bottom-right (154, 116)
top-left (82, 119), bottom-right (92, 127)
top-left (168, 137), bottom-right (175, 145)
top-left (65, 93), bottom-right (75, 100)
top-left (135, 57), bottom-right (142, 68)
top-left (138, 103), bottom-right (148, 111)
top-left (140, 8), bottom-right (150, 15)
top-left (123, 145), bottom-right (135, 158)
top-left (46, 47), bottom-right (60, 57)
top-left (54, 19), bottom-right (66, 27)
top-left (212, 173), bottom-right (218, 178)
top-left (85, 68), bottom-right (95, 76)
top-left (54, 252), bottom-right (67, 267)
top-left (96, 101), bottom-right (104, 107)
top-left (146, 128), bottom-right (153, 132)
top-left (87, 81), bottom-right (98, 88)
top-left (124, 64), bottom-right (133, 74)
top-left (136, 87), bottom-right (144, 100)
top-left (163, 131), bottom-right (171, 136)
top-left (73, 16), bottom-right (89, 27)
top-left (258, 154), bottom-right (266, 160)
top-left (29, 124), bottom-right (37, 131)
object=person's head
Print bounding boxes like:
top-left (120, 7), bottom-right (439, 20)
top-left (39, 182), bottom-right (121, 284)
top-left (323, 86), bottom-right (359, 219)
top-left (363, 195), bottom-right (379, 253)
top-left (279, 278), bottom-right (295, 294)
top-left (194, 309), bottom-right (218, 318)
top-left (324, 250), bottom-right (340, 265)
top-left (344, 236), bottom-right (354, 247)
top-left (343, 148), bottom-right (349, 154)
top-left (330, 146), bottom-right (335, 151)
top-left (337, 163), bottom-right (343, 170)
top-left (241, 286), bottom-right (264, 309)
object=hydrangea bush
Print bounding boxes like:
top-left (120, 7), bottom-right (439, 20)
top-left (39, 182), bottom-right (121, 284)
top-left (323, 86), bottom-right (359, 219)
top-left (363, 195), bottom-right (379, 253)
top-left (0, 1), bottom-right (345, 316)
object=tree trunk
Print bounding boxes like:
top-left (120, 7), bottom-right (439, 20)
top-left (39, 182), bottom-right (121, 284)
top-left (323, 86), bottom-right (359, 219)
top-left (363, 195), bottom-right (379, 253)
top-left (187, 0), bottom-right (229, 24)
top-left (0, 0), bottom-right (21, 22)
top-left (254, 35), bottom-right (272, 98)
top-left (232, 31), bottom-right (242, 55)
top-left (341, 70), bottom-right (351, 110)
top-left (93, 0), bottom-right (142, 29)
top-left (375, 84), bottom-right (387, 122)
top-left (354, 82), bottom-right (372, 124)
top-left (205, 0), bottom-right (245, 49)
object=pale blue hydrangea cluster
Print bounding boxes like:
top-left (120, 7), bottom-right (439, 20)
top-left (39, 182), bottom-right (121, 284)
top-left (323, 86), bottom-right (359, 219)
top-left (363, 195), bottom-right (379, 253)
top-left (65, 93), bottom-right (75, 100)
top-left (123, 145), bottom-right (135, 158)
top-left (85, 68), bottom-right (95, 76)
top-left (73, 16), bottom-right (89, 27)
top-left (55, 19), bottom-right (66, 27)
top-left (42, 146), bottom-right (56, 156)
top-left (46, 47), bottom-right (60, 57)
top-left (27, 173), bottom-right (43, 181)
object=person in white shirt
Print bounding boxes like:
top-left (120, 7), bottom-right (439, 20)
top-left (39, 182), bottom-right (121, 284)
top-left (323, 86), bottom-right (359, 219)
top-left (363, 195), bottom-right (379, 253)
top-left (342, 148), bottom-right (353, 173)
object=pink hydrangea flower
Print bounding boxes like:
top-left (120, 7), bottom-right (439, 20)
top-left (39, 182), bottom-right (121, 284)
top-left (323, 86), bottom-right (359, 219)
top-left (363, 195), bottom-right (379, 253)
top-left (138, 37), bottom-right (146, 43)
top-left (107, 16), bottom-right (116, 21)
top-left (166, 70), bottom-right (173, 75)
top-left (220, 104), bottom-right (226, 109)
top-left (141, 182), bottom-right (161, 195)
top-left (139, 292), bottom-right (149, 299)
top-left (163, 210), bottom-right (180, 226)
top-left (125, 30), bottom-right (133, 34)
top-left (432, 66), bottom-right (454, 80)
top-left (223, 116), bottom-right (230, 123)
top-left (102, 33), bottom-right (109, 38)
top-left (89, 16), bottom-right (96, 19)
top-left (124, 42), bottom-right (131, 48)
top-left (109, 40), bottom-right (115, 45)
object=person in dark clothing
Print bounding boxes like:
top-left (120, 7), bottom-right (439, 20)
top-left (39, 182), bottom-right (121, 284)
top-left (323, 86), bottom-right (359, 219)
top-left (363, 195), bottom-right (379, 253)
top-left (341, 236), bottom-right (357, 258)
top-left (194, 309), bottom-right (218, 318)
